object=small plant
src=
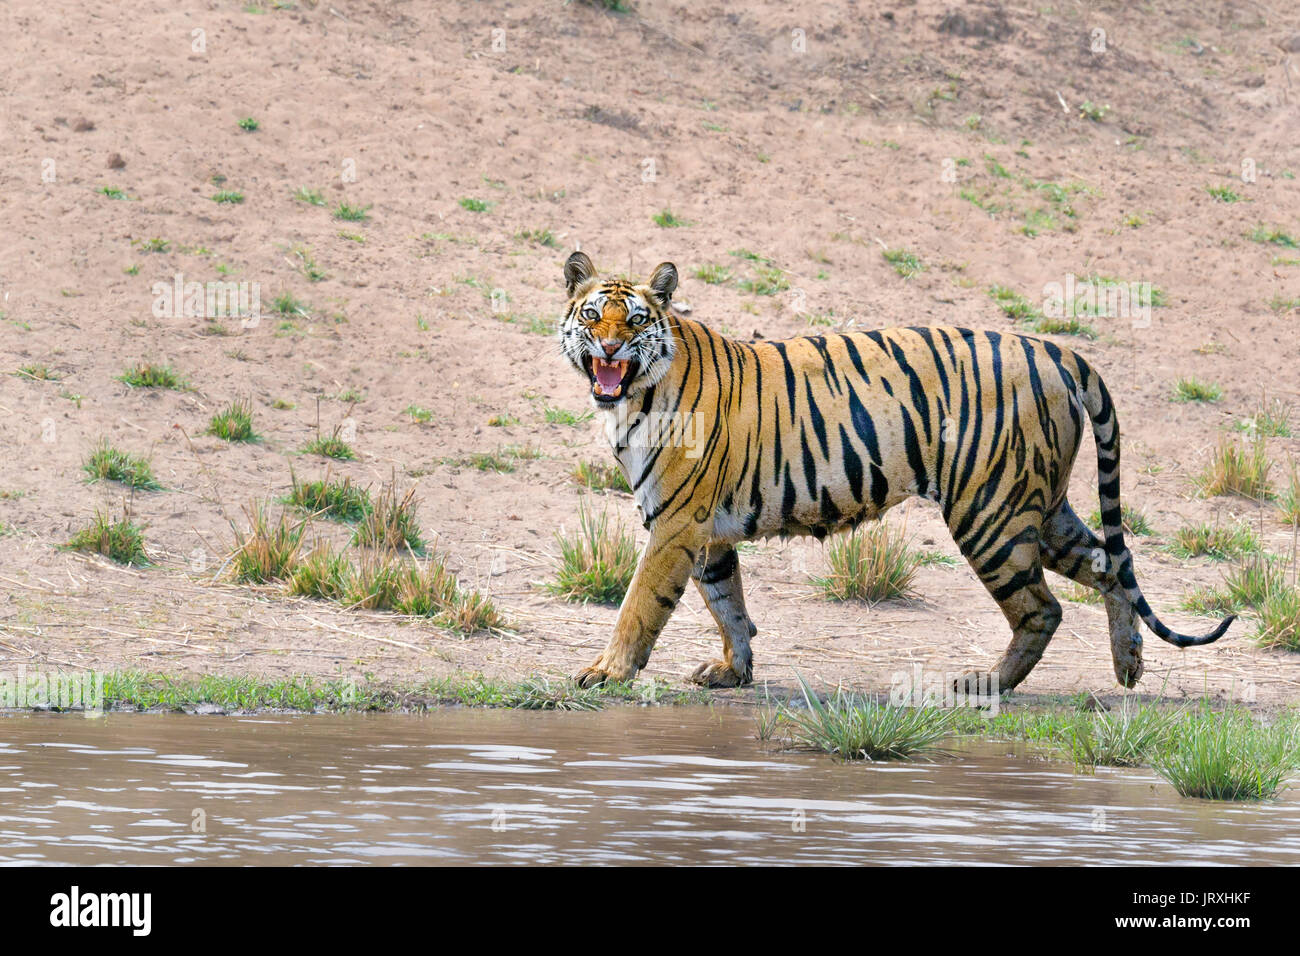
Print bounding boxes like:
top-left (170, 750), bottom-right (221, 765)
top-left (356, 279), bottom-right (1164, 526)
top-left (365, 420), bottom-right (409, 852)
top-left (988, 284), bottom-right (1040, 322)
top-left (777, 672), bottom-right (957, 761)
top-left (1278, 463), bottom-right (1300, 526)
top-left (226, 502), bottom-right (307, 584)
top-left (1078, 100), bottom-right (1109, 122)
top-left (1088, 504), bottom-right (1153, 536)
top-left (294, 186), bottom-right (326, 206)
top-left (65, 509), bottom-right (148, 566)
top-left (98, 186), bottom-right (131, 200)
top-left (694, 263), bottom-right (733, 284)
top-left (212, 190), bottom-right (245, 204)
top-left (736, 265), bottom-right (789, 296)
top-left (350, 480), bottom-right (425, 554)
top-left (237, 117), bottom-right (259, 132)
top-left (1171, 377), bottom-right (1222, 403)
top-left (1236, 396), bottom-right (1292, 438)
top-left (1255, 577), bottom-right (1300, 651)
top-left (516, 227), bottom-right (558, 248)
top-left (208, 398), bottom-right (258, 442)
top-left (1247, 225), bottom-right (1298, 249)
top-left (500, 677), bottom-right (606, 711)
top-left (301, 427), bottom-right (356, 461)
top-left (271, 292), bottom-right (309, 317)
top-left (15, 364), bottom-right (59, 381)
top-left (1168, 521), bottom-right (1259, 560)
top-left (547, 501), bottom-right (638, 604)
top-left (1069, 695), bottom-right (1185, 770)
top-left (487, 413), bottom-right (520, 427)
top-left (1205, 185), bottom-right (1243, 203)
top-left (543, 405), bottom-right (594, 426)
top-left (1195, 436), bottom-right (1273, 500)
top-left (882, 248), bottom-right (925, 279)
top-left (118, 362), bottom-right (186, 390)
top-left (813, 521), bottom-right (922, 602)
top-left (404, 404), bottom-right (434, 424)
top-left (286, 469), bottom-right (372, 522)
top-left (458, 197), bottom-right (491, 213)
top-left (82, 440), bottom-right (162, 490)
top-left (573, 460), bottom-right (631, 493)
top-left (652, 209), bottom-right (688, 228)
top-left (1152, 708), bottom-right (1298, 800)
top-left (332, 202), bottom-right (371, 222)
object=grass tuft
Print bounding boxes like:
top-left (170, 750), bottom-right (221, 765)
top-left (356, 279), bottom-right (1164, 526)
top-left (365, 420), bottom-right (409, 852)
top-left (82, 440), bottom-right (161, 490)
top-left (1195, 436), bottom-right (1273, 500)
top-left (1153, 708), bottom-right (1298, 800)
top-left (350, 480), bottom-right (425, 554)
top-left (65, 510), bottom-right (149, 566)
top-left (208, 397), bottom-right (258, 442)
top-left (286, 469), bottom-right (372, 522)
top-left (573, 460), bottom-right (631, 493)
top-left (776, 672), bottom-right (957, 761)
top-left (1168, 521), bottom-right (1259, 560)
top-left (813, 521), bottom-right (922, 602)
top-left (1171, 377), bottom-right (1222, 403)
top-left (226, 502), bottom-right (308, 584)
top-left (547, 501), bottom-right (638, 604)
top-left (118, 363), bottom-right (186, 390)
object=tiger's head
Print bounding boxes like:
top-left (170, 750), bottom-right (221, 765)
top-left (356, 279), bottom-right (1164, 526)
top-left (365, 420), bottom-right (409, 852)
top-left (559, 251), bottom-right (678, 406)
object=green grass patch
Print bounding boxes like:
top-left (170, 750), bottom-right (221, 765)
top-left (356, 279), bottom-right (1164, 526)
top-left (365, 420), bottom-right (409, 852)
top-left (573, 460), bottom-right (631, 493)
top-left (82, 440), bottom-right (161, 490)
top-left (1168, 521), bottom-right (1259, 560)
top-left (332, 202), bottom-right (371, 222)
top-left (1172, 377), bottom-right (1222, 403)
top-left (349, 481), bottom-right (425, 554)
top-left (882, 248), bottom-right (926, 279)
top-left (118, 362), bottom-right (186, 390)
top-left (1153, 707), bottom-right (1298, 800)
top-left (813, 521), bottom-right (923, 602)
top-left (64, 510), bottom-right (148, 566)
top-left (208, 397), bottom-right (258, 442)
top-left (547, 501), bottom-right (638, 604)
top-left (286, 470), bottom-right (372, 522)
top-left (775, 672), bottom-right (958, 761)
top-left (652, 209), bottom-right (688, 228)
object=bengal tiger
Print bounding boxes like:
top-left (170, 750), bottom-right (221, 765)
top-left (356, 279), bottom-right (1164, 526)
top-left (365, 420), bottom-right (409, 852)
top-left (558, 250), bottom-right (1233, 692)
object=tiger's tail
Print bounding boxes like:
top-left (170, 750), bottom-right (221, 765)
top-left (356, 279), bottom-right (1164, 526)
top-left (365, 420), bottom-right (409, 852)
top-left (1078, 366), bottom-right (1235, 648)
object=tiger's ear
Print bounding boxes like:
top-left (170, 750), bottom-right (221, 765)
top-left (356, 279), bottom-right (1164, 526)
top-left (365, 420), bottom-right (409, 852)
top-left (564, 251), bottom-right (596, 296)
top-left (648, 262), bottom-right (678, 306)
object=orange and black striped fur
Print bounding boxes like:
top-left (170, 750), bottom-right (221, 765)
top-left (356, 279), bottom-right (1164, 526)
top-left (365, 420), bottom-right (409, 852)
top-left (559, 251), bottom-right (1233, 691)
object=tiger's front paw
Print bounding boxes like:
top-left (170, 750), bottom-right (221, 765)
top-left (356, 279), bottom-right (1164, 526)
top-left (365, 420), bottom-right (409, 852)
top-left (951, 670), bottom-right (1000, 700)
top-left (572, 659), bottom-right (635, 689)
top-left (689, 659), bottom-right (751, 688)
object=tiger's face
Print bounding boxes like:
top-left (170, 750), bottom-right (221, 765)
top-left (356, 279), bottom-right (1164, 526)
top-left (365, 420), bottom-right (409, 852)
top-left (559, 251), bottom-right (678, 405)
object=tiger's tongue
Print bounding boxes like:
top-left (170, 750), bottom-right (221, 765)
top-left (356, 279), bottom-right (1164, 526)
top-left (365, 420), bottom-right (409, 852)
top-left (594, 361), bottom-right (624, 389)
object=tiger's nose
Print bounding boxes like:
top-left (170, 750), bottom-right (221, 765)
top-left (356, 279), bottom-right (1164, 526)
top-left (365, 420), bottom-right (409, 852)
top-left (600, 340), bottom-right (621, 357)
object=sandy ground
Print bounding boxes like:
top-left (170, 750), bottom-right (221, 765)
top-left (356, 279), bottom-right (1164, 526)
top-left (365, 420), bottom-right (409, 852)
top-left (1, 0), bottom-right (1299, 708)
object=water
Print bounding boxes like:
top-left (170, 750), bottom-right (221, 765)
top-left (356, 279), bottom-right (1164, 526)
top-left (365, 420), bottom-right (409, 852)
top-left (1, 708), bottom-right (1295, 865)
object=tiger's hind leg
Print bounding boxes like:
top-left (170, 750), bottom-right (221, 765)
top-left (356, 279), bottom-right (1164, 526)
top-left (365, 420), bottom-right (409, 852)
top-left (1040, 501), bottom-right (1143, 688)
top-left (688, 543), bottom-right (755, 688)
top-left (954, 523), bottom-right (1063, 694)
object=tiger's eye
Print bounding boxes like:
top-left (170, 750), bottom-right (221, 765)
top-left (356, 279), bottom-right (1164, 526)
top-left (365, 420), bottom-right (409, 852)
top-left (581, 308), bottom-right (599, 321)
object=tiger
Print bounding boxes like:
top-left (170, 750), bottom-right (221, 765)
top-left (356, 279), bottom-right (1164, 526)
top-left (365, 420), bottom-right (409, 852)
top-left (557, 250), bottom-right (1234, 691)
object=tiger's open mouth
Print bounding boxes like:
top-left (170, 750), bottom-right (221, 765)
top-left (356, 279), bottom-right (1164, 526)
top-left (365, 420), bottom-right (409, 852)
top-left (584, 355), bottom-right (638, 403)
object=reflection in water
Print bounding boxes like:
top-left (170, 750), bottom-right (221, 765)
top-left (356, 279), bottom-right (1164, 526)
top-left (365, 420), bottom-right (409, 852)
top-left (0, 708), bottom-right (1296, 865)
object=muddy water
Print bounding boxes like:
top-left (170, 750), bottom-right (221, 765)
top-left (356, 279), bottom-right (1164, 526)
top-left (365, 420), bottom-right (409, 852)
top-left (0, 708), bottom-right (1296, 865)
